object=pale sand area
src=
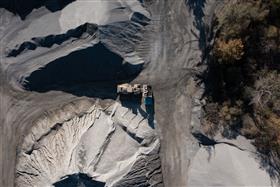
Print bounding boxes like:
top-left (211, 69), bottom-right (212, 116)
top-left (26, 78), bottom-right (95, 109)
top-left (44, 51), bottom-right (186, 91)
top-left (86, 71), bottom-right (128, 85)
top-left (6, 0), bottom-right (149, 49)
top-left (188, 142), bottom-right (273, 187)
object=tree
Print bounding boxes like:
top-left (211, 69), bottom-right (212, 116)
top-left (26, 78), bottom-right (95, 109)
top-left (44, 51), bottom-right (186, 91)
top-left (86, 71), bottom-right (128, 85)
top-left (214, 38), bottom-right (244, 63)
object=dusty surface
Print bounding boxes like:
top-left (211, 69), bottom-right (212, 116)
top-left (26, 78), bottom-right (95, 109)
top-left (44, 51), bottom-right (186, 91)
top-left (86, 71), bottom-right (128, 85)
top-left (0, 1), bottom-right (160, 186)
top-left (187, 143), bottom-right (273, 187)
top-left (137, 1), bottom-right (206, 186)
top-left (16, 100), bottom-right (161, 187)
top-left (0, 0), bottom-right (278, 186)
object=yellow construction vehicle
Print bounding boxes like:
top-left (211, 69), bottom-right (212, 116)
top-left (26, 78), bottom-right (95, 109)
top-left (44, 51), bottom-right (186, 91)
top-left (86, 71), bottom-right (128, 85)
top-left (117, 83), bottom-right (142, 95)
top-left (117, 83), bottom-right (153, 105)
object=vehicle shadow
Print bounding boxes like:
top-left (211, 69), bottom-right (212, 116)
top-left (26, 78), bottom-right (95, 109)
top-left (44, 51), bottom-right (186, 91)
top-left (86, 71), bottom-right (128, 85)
top-left (119, 94), bottom-right (155, 129)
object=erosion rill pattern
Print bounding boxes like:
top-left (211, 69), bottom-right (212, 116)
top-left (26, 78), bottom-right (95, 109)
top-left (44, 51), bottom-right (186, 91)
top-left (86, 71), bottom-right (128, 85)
top-left (0, 1), bottom-right (164, 186)
top-left (0, 0), bottom-right (216, 187)
top-left (16, 101), bottom-right (161, 187)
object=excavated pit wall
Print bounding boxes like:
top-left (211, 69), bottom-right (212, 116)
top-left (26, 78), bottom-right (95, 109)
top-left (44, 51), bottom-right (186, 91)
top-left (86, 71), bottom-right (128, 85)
top-left (16, 100), bottom-right (162, 187)
top-left (0, 1), bottom-right (163, 186)
top-left (0, 0), bottom-right (223, 186)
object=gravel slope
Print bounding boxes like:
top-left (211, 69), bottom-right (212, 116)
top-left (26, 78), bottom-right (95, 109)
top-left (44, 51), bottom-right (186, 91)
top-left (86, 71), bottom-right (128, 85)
top-left (0, 0), bottom-right (277, 186)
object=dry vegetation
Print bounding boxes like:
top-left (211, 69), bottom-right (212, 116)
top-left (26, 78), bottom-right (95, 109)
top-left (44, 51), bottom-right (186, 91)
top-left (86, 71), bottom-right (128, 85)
top-left (214, 38), bottom-right (244, 63)
top-left (203, 0), bottom-right (280, 170)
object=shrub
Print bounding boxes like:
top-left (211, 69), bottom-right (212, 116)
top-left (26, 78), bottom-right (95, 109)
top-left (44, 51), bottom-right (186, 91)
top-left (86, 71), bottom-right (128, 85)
top-left (205, 0), bottom-right (280, 172)
top-left (253, 71), bottom-right (280, 115)
top-left (266, 25), bottom-right (279, 38)
top-left (251, 71), bottom-right (280, 154)
top-left (214, 38), bottom-right (244, 63)
top-left (254, 111), bottom-right (280, 156)
top-left (217, 0), bottom-right (269, 39)
top-left (240, 114), bottom-right (259, 139)
top-left (272, 0), bottom-right (280, 9)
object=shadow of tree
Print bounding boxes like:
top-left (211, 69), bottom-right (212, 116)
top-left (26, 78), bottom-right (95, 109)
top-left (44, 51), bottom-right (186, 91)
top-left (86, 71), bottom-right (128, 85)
top-left (188, 0), bottom-right (280, 183)
top-left (254, 151), bottom-right (280, 182)
top-left (119, 94), bottom-right (155, 129)
top-left (185, 0), bottom-right (217, 64)
top-left (186, 0), bottom-right (206, 53)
